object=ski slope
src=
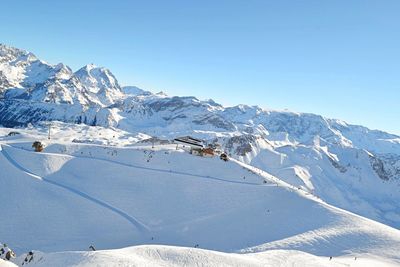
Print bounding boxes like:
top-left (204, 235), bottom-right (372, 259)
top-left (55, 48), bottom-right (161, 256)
top-left (1, 130), bottom-right (400, 266)
top-left (10, 245), bottom-right (400, 267)
top-left (1, 43), bottom-right (400, 232)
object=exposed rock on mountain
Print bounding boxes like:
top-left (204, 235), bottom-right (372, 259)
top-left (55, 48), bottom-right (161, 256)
top-left (1, 44), bottom-right (399, 229)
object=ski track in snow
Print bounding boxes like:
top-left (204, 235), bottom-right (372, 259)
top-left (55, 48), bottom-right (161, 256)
top-left (9, 145), bottom-right (276, 187)
top-left (74, 154), bottom-right (266, 186)
top-left (0, 145), bottom-right (150, 234)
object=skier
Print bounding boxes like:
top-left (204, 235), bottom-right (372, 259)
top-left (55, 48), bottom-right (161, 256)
top-left (0, 244), bottom-right (15, 261)
top-left (22, 251), bottom-right (34, 265)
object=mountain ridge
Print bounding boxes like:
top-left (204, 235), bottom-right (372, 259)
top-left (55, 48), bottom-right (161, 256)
top-left (1, 43), bottom-right (399, 230)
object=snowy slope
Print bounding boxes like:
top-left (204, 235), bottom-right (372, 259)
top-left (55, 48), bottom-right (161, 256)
top-left (10, 246), bottom-right (400, 267)
top-left (0, 260), bottom-right (17, 267)
top-left (1, 129), bottom-right (400, 267)
top-left (0, 43), bottom-right (400, 232)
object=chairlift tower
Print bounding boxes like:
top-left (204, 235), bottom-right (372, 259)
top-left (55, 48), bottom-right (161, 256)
top-left (47, 91), bottom-right (56, 140)
top-left (48, 122), bottom-right (51, 140)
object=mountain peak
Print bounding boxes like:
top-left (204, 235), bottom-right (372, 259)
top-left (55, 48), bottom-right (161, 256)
top-left (76, 64), bottom-right (100, 75)
top-left (79, 63), bottom-right (98, 72)
top-left (0, 43), bottom-right (25, 55)
top-left (0, 43), bottom-right (37, 63)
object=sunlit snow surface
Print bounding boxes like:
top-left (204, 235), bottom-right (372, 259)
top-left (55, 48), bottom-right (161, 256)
top-left (1, 44), bottom-right (400, 232)
top-left (1, 124), bottom-right (400, 266)
top-left (8, 246), bottom-right (400, 267)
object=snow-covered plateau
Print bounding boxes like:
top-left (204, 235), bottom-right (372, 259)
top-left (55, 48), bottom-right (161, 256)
top-left (1, 44), bottom-right (400, 266)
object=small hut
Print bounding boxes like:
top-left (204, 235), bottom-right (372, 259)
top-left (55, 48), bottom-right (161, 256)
top-left (208, 143), bottom-right (222, 154)
top-left (32, 141), bottom-right (44, 152)
top-left (201, 147), bottom-right (215, 157)
top-left (191, 148), bottom-right (202, 156)
top-left (174, 136), bottom-right (204, 152)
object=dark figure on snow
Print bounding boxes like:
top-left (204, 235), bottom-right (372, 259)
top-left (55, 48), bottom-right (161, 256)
top-left (89, 245), bottom-right (96, 251)
top-left (22, 251), bottom-right (34, 265)
top-left (0, 244), bottom-right (16, 261)
top-left (220, 153), bottom-right (228, 162)
top-left (32, 141), bottom-right (44, 152)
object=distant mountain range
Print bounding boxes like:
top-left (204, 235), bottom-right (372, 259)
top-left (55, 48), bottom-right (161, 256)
top-left (1, 43), bottom-right (399, 229)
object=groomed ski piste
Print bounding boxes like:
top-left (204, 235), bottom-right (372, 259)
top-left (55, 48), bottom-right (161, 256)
top-left (1, 124), bottom-right (400, 267)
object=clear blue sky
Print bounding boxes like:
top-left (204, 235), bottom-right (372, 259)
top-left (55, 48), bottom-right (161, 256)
top-left (2, 0), bottom-right (399, 134)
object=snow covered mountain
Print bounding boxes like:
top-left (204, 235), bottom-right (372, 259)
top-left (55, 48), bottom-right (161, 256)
top-left (0, 44), bottom-right (122, 106)
top-left (0, 43), bottom-right (399, 235)
top-left (1, 126), bottom-right (400, 267)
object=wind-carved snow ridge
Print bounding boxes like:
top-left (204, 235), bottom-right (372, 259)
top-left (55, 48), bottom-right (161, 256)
top-left (0, 43), bottom-right (400, 232)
